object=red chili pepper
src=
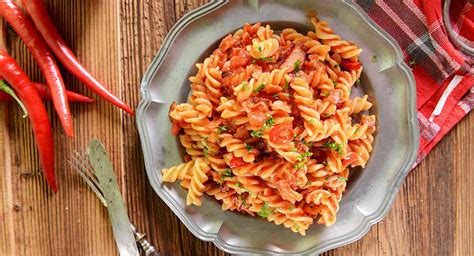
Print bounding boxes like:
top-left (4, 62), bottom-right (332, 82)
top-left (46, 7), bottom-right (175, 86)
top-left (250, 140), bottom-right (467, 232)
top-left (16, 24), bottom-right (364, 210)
top-left (22, 0), bottom-right (134, 115)
top-left (0, 78), bottom-right (93, 103)
top-left (0, 0), bottom-right (73, 136)
top-left (31, 82), bottom-right (93, 103)
top-left (0, 49), bottom-right (57, 192)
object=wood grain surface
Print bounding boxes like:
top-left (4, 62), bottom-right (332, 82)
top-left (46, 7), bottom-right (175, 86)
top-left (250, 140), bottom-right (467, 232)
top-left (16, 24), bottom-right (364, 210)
top-left (0, 1), bottom-right (472, 255)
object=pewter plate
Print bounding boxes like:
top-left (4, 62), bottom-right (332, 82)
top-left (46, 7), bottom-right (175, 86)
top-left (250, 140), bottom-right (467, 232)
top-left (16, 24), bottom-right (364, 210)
top-left (136, 0), bottom-right (419, 254)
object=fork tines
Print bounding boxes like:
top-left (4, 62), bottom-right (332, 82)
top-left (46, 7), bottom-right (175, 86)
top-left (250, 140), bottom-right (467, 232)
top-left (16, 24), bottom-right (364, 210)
top-left (68, 151), bottom-right (107, 206)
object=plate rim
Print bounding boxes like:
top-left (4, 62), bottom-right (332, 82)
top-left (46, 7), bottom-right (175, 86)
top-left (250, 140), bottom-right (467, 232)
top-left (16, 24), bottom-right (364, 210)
top-left (136, 0), bottom-right (420, 254)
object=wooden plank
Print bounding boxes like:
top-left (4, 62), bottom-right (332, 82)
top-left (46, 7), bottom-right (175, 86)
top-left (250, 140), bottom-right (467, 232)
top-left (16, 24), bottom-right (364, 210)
top-left (454, 112), bottom-right (473, 256)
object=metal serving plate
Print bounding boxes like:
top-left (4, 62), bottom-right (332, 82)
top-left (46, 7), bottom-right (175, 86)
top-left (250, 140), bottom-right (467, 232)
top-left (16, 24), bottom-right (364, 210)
top-left (136, 0), bottom-right (419, 254)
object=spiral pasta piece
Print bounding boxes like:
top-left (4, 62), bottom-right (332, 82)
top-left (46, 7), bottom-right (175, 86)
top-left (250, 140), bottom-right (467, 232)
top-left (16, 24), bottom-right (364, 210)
top-left (312, 18), bottom-right (362, 59)
top-left (187, 158), bottom-right (211, 206)
top-left (248, 38), bottom-right (279, 59)
top-left (216, 97), bottom-right (247, 120)
top-left (304, 39), bottom-right (330, 61)
top-left (189, 81), bottom-right (213, 118)
top-left (162, 160), bottom-right (195, 183)
top-left (204, 67), bottom-right (223, 105)
top-left (256, 25), bottom-right (274, 41)
top-left (218, 134), bottom-right (257, 163)
top-left (290, 78), bottom-right (324, 141)
top-left (281, 28), bottom-right (307, 43)
top-left (342, 95), bottom-right (372, 115)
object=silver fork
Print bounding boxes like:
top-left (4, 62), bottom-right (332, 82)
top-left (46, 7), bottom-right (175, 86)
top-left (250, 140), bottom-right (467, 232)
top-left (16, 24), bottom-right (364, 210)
top-left (69, 151), bottom-right (159, 256)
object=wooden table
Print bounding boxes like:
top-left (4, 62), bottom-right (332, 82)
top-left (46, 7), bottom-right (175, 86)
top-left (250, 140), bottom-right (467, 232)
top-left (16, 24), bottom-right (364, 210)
top-left (0, 1), bottom-right (472, 255)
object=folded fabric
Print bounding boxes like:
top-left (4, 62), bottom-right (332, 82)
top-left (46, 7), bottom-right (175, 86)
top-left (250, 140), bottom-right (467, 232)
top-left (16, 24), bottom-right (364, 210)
top-left (355, 0), bottom-right (473, 167)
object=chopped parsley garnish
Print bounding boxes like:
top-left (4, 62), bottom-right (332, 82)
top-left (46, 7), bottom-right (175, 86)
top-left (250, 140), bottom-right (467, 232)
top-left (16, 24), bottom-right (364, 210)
top-left (258, 201), bottom-right (274, 218)
top-left (203, 145), bottom-right (209, 158)
top-left (236, 182), bottom-right (249, 192)
top-left (308, 119), bottom-right (316, 124)
top-left (259, 57), bottom-right (274, 62)
top-left (289, 204), bottom-right (294, 212)
top-left (337, 177), bottom-right (349, 182)
top-left (264, 115), bottom-right (275, 128)
top-left (240, 195), bottom-right (247, 206)
top-left (244, 143), bottom-right (254, 152)
top-left (221, 168), bottom-right (234, 178)
top-left (217, 125), bottom-right (229, 133)
top-left (321, 91), bottom-right (330, 97)
top-left (272, 93), bottom-right (279, 99)
top-left (300, 138), bottom-right (313, 147)
top-left (254, 83), bottom-right (265, 93)
top-left (322, 141), bottom-right (343, 156)
top-left (283, 78), bottom-right (289, 90)
top-left (293, 161), bottom-right (306, 169)
top-left (354, 124), bottom-right (360, 134)
top-left (293, 60), bottom-right (302, 73)
top-left (355, 79), bottom-right (361, 87)
top-left (283, 92), bottom-right (291, 98)
top-left (257, 46), bottom-right (263, 53)
top-left (241, 81), bottom-right (249, 90)
top-left (334, 64), bottom-right (339, 69)
top-left (294, 224), bottom-right (300, 232)
top-left (408, 59), bottom-right (416, 67)
top-left (290, 148), bottom-right (298, 152)
top-left (371, 55), bottom-right (378, 63)
top-left (251, 130), bottom-right (263, 138)
top-left (251, 116), bottom-right (274, 138)
top-left (333, 81), bottom-right (337, 87)
top-left (296, 152), bottom-right (313, 162)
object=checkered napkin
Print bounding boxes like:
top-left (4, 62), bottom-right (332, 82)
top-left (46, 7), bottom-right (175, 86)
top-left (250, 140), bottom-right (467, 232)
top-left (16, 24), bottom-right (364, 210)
top-left (355, 0), bottom-right (474, 167)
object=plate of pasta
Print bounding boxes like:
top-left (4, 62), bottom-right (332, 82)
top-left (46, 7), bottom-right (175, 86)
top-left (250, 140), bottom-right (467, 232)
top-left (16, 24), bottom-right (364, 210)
top-left (137, 0), bottom-right (419, 254)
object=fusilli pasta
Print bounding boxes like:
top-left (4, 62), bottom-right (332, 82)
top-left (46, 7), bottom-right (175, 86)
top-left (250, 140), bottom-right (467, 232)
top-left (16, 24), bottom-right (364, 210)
top-left (162, 17), bottom-right (376, 235)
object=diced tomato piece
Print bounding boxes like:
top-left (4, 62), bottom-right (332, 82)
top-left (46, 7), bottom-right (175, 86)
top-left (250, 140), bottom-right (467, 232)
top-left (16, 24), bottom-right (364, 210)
top-left (243, 23), bottom-right (261, 35)
top-left (230, 49), bottom-right (251, 69)
top-left (219, 35), bottom-right (238, 52)
top-left (340, 60), bottom-right (361, 70)
top-left (342, 152), bottom-right (358, 169)
top-left (248, 111), bottom-right (266, 127)
top-left (212, 49), bottom-right (227, 68)
top-left (171, 120), bottom-right (185, 135)
top-left (230, 156), bottom-right (246, 168)
top-left (234, 126), bottom-right (249, 140)
top-left (276, 92), bottom-right (291, 103)
top-left (269, 123), bottom-right (294, 144)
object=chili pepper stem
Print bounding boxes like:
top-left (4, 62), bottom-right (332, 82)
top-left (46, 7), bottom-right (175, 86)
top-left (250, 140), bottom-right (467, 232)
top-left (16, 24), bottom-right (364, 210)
top-left (0, 79), bottom-right (28, 118)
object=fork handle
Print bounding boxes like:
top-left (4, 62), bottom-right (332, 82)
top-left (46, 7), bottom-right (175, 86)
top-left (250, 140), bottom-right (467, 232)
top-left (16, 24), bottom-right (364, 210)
top-left (138, 237), bottom-right (159, 256)
top-left (130, 224), bottom-right (160, 256)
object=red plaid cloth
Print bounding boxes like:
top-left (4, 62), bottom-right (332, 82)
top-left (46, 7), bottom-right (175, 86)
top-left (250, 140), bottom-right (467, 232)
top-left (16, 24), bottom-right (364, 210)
top-left (355, 0), bottom-right (473, 167)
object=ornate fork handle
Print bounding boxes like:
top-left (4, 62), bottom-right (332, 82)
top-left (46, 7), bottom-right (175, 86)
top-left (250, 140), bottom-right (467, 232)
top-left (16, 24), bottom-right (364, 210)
top-left (131, 224), bottom-right (160, 256)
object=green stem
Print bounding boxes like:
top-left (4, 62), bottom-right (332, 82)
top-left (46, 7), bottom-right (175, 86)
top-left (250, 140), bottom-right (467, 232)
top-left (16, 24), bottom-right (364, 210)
top-left (0, 80), bottom-right (28, 118)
